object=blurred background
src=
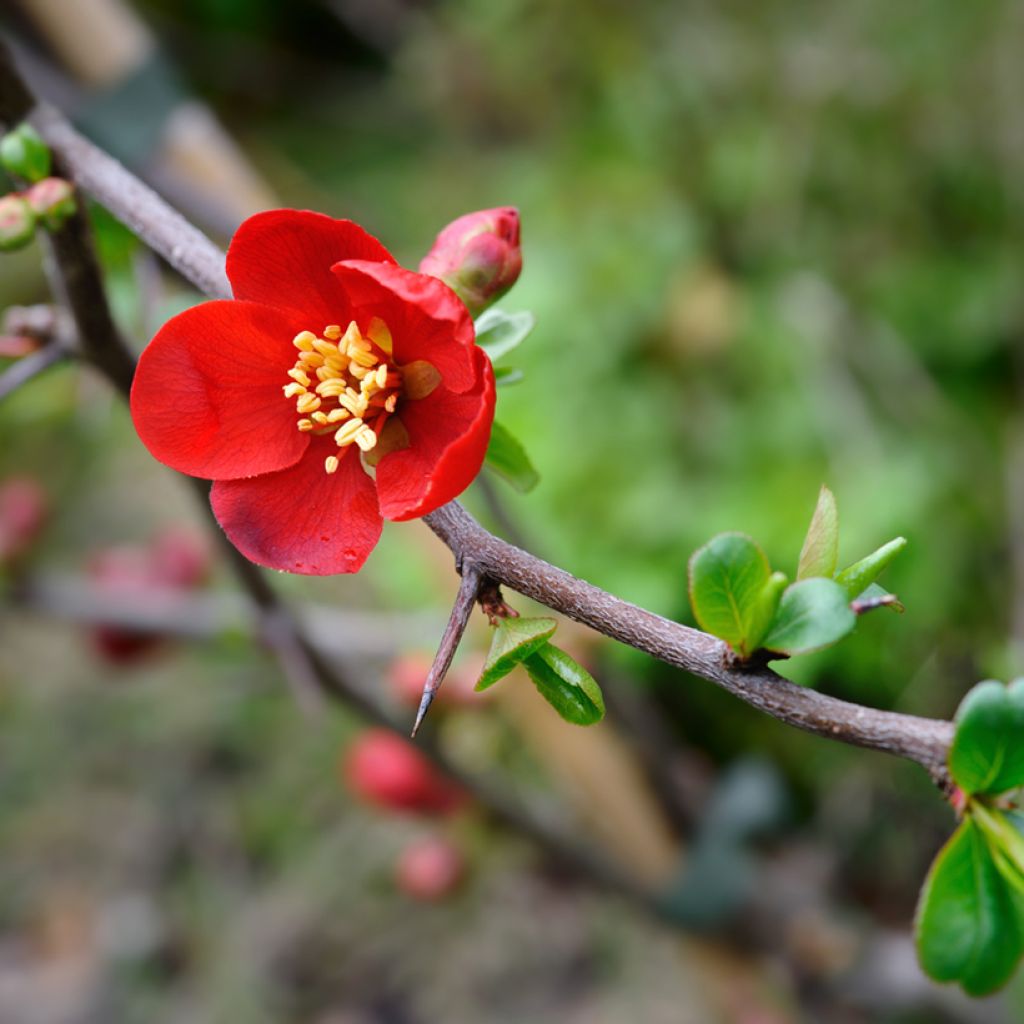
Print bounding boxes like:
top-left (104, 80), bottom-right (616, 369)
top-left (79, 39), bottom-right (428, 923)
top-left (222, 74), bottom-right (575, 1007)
top-left (1, 0), bottom-right (1023, 1021)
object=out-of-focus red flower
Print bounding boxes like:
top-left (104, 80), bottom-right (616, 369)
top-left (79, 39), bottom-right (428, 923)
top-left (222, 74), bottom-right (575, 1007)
top-left (419, 207), bottom-right (522, 318)
top-left (342, 728), bottom-right (466, 816)
top-left (395, 835), bottom-right (466, 901)
top-left (89, 528), bottom-right (211, 664)
top-left (130, 210), bottom-right (496, 576)
top-left (0, 477), bottom-right (46, 567)
top-left (388, 651), bottom-right (484, 709)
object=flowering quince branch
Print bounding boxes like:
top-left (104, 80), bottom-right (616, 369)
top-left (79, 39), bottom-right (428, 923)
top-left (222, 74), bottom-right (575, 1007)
top-left (0, 72), bottom-right (956, 778)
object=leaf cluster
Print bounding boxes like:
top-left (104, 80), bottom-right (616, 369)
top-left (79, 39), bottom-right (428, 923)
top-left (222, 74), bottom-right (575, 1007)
top-left (476, 616), bottom-right (605, 726)
top-left (688, 486), bottom-right (905, 660)
top-left (916, 680), bottom-right (1024, 996)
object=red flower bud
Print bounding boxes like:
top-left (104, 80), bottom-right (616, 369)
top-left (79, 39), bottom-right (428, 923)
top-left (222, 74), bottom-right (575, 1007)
top-left (25, 178), bottom-right (76, 231)
top-left (342, 729), bottom-right (466, 816)
top-left (419, 207), bottom-right (522, 317)
top-left (0, 194), bottom-right (36, 251)
top-left (0, 477), bottom-right (47, 567)
top-left (395, 835), bottom-right (466, 901)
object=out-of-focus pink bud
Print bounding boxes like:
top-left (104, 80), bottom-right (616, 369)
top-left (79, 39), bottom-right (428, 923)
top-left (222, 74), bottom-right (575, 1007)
top-left (395, 835), bottom-right (466, 902)
top-left (419, 206), bottom-right (522, 317)
top-left (25, 178), bottom-right (76, 231)
top-left (0, 194), bottom-right (36, 251)
top-left (342, 729), bottom-right (466, 816)
top-left (0, 477), bottom-right (47, 567)
top-left (87, 528), bottom-right (210, 665)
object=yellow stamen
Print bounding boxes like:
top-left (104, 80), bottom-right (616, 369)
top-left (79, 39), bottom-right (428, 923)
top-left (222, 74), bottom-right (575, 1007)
top-left (283, 382), bottom-right (307, 398)
top-left (313, 338), bottom-right (339, 357)
top-left (300, 352), bottom-right (326, 368)
top-left (354, 426), bottom-right (378, 452)
top-left (311, 411), bottom-right (329, 425)
top-left (293, 331), bottom-right (317, 351)
top-left (327, 408), bottom-right (350, 423)
top-left (334, 417), bottom-right (365, 446)
top-left (384, 394), bottom-right (398, 413)
top-left (341, 321), bottom-right (362, 349)
top-left (287, 367), bottom-right (311, 386)
top-left (297, 393), bottom-right (322, 414)
top-left (316, 380), bottom-right (348, 397)
top-left (325, 455), bottom-right (340, 474)
top-left (323, 324), bottom-right (342, 340)
top-left (375, 364), bottom-right (389, 389)
top-left (297, 418), bottom-right (315, 432)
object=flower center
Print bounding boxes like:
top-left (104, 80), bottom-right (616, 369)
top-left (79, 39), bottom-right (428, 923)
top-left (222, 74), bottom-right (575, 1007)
top-left (283, 318), bottom-right (402, 475)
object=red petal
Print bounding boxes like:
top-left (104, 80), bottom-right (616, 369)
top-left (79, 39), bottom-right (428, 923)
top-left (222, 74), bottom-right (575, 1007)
top-left (376, 347), bottom-right (496, 521)
top-left (130, 300), bottom-right (309, 480)
top-left (227, 210), bottom-right (397, 325)
top-left (332, 261), bottom-right (477, 393)
top-left (210, 442), bottom-right (382, 574)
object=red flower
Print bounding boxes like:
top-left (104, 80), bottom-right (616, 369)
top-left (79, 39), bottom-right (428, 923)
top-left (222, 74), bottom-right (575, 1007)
top-left (130, 211), bottom-right (496, 575)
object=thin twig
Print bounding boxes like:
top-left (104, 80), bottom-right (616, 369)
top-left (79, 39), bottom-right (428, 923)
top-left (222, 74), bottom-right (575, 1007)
top-left (411, 562), bottom-right (482, 737)
top-left (3, 71), bottom-right (958, 778)
top-left (0, 338), bottom-right (67, 400)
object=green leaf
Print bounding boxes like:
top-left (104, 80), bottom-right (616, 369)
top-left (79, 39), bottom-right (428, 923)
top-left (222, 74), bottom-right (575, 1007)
top-left (972, 803), bottom-right (1024, 900)
top-left (523, 643), bottom-right (605, 725)
top-left (476, 616), bottom-right (557, 691)
top-left (835, 537), bottom-right (907, 600)
top-left (475, 309), bottom-right (536, 362)
top-left (688, 533), bottom-right (772, 658)
top-left (744, 572), bottom-right (789, 654)
top-left (485, 421), bottom-right (539, 493)
top-left (915, 818), bottom-right (1024, 996)
top-left (493, 366), bottom-right (524, 386)
top-left (761, 578), bottom-right (856, 656)
top-left (950, 679), bottom-right (1024, 796)
top-left (797, 485), bottom-right (839, 580)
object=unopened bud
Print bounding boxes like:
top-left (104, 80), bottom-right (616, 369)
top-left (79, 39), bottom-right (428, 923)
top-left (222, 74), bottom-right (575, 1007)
top-left (0, 195), bottom-right (36, 251)
top-left (0, 124), bottom-right (52, 183)
top-left (419, 206), bottom-right (522, 317)
top-left (26, 178), bottom-right (76, 231)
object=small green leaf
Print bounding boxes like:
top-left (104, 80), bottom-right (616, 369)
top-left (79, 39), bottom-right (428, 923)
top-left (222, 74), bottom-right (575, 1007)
top-left (476, 616), bottom-right (557, 691)
top-left (0, 123), bottom-right (51, 183)
top-left (761, 578), bottom-right (856, 656)
top-left (915, 818), bottom-right (1024, 996)
top-left (523, 643), bottom-right (604, 725)
top-left (493, 366), bottom-right (524, 386)
top-left (485, 421), bottom-right (539, 493)
top-left (744, 572), bottom-right (788, 654)
top-left (797, 485), bottom-right (839, 580)
top-left (475, 309), bottom-right (536, 362)
top-left (949, 679), bottom-right (1024, 797)
top-left (835, 537), bottom-right (907, 600)
top-left (688, 533), bottom-right (772, 657)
